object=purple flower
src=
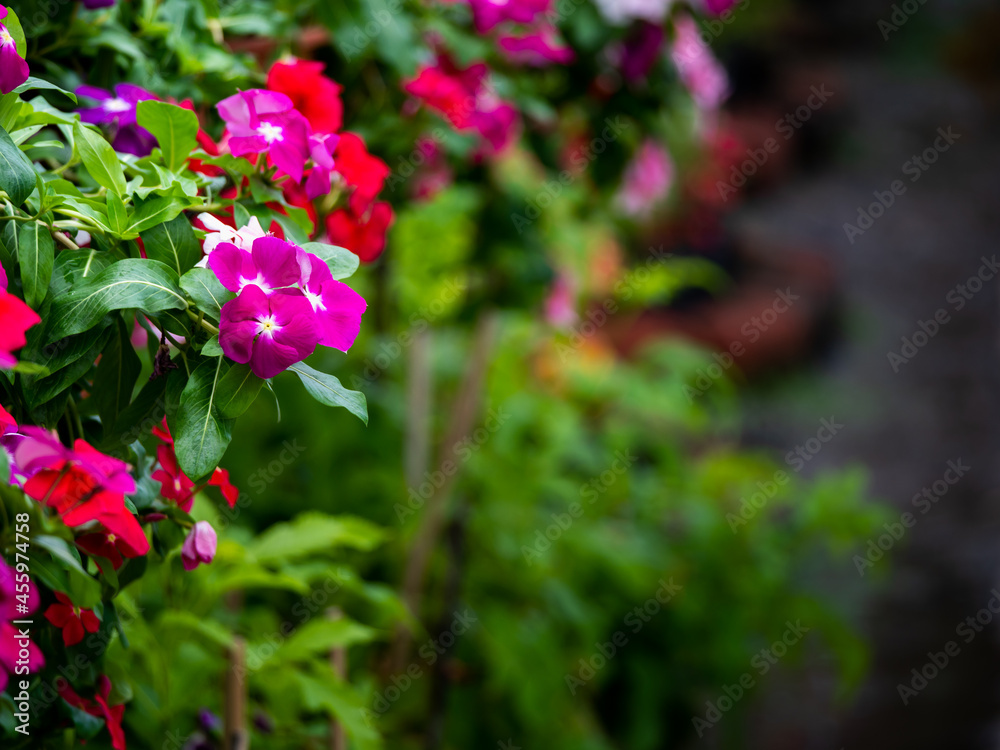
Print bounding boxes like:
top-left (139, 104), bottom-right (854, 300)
top-left (295, 249), bottom-right (367, 351)
top-left (0, 5), bottom-right (29, 95)
top-left (498, 26), bottom-right (575, 67)
top-left (181, 521), bottom-right (217, 571)
top-left (619, 22), bottom-right (664, 82)
top-left (466, 0), bottom-right (550, 33)
top-left (208, 236), bottom-right (301, 295)
top-left (82, 0), bottom-right (117, 8)
top-left (218, 89), bottom-right (311, 182)
top-left (76, 83), bottom-right (158, 156)
top-left (219, 286), bottom-right (319, 379)
top-left (305, 132), bottom-right (340, 200)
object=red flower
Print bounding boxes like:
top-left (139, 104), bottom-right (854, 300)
top-left (326, 202), bottom-right (394, 263)
top-left (24, 466), bottom-right (124, 526)
top-left (0, 283), bottom-right (41, 369)
top-left (334, 133), bottom-right (391, 215)
top-left (58, 675), bottom-right (127, 750)
top-left (151, 443), bottom-right (197, 512)
top-left (45, 592), bottom-right (100, 646)
top-left (152, 418), bottom-right (238, 509)
top-left (267, 58), bottom-right (344, 134)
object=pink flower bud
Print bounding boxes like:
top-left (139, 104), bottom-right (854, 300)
top-left (181, 521), bottom-right (217, 571)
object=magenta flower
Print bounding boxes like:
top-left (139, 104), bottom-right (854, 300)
top-left (305, 132), bottom-right (341, 200)
top-left (76, 84), bottom-right (158, 156)
top-left (82, 0), bottom-right (117, 7)
top-left (181, 521), bottom-right (217, 571)
top-left (498, 26), bottom-right (574, 67)
top-left (0, 6), bottom-right (29, 95)
top-left (0, 559), bottom-right (43, 691)
top-left (219, 286), bottom-right (319, 378)
top-left (218, 89), bottom-right (311, 182)
top-left (466, 0), bottom-right (550, 32)
top-left (208, 236), bottom-right (301, 295)
top-left (618, 22), bottom-right (664, 82)
top-left (617, 139), bottom-right (674, 217)
top-left (296, 249), bottom-right (367, 350)
top-left (703, 0), bottom-right (738, 14)
top-left (670, 14), bottom-right (729, 110)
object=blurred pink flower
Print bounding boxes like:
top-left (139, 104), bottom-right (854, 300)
top-left (498, 26), bottom-right (574, 67)
top-left (182, 521), bottom-right (218, 571)
top-left (218, 89), bottom-right (311, 181)
top-left (466, 0), bottom-right (550, 32)
top-left (617, 139), bottom-right (674, 217)
top-left (670, 14), bottom-right (729, 110)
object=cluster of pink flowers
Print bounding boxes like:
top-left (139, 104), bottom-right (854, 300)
top-left (464, 0), bottom-right (573, 66)
top-left (404, 53), bottom-right (519, 156)
top-left (0, 5), bottom-right (28, 95)
top-left (197, 219), bottom-right (367, 379)
top-left (210, 59), bottom-right (394, 263)
top-left (669, 14), bottom-right (730, 111)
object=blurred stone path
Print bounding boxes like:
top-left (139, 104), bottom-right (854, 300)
top-left (730, 52), bottom-right (1000, 750)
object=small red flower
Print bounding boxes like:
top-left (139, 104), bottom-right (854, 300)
top-left (208, 467), bottom-right (238, 508)
top-left (58, 675), bottom-right (127, 750)
top-left (151, 443), bottom-right (197, 512)
top-left (334, 133), bottom-right (391, 215)
top-left (45, 592), bottom-right (100, 646)
top-left (326, 202), bottom-right (394, 263)
top-left (267, 58), bottom-right (344, 134)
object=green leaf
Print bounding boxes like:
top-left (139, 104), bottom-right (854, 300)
top-left (301, 242), bottom-right (360, 281)
top-left (141, 214), bottom-right (201, 275)
top-left (216, 363), bottom-right (264, 419)
top-left (18, 221), bottom-right (54, 309)
top-left (125, 196), bottom-right (187, 236)
top-left (292, 673), bottom-right (381, 744)
top-left (25, 325), bottom-right (113, 410)
top-left (171, 357), bottom-right (234, 482)
top-left (12, 77), bottom-right (78, 103)
top-left (2, 7), bottom-right (25, 56)
top-left (94, 322), bottom-right (141, 429)
top-left (135, 101), bottom-right (199, 172)
top-left (73, 121), bottom-right (127, 197)
top-left (0, 124), bottom-right (36, 206)
top-left (280, 618), bottom-right (378, 661)
top-left (158, 610), bottom-right (233, 649)
top-left (251, 513), bottom-right (385, 563)
top-left (33, 535), bottom-right (88, 578)
top-left (179, 267), bottom-right (231, 322)
top-left (107, 192), bottom-right (127, 235)
top-left (46, 259), bottom-right (186, 341)
top-left (289, 362), bottom-right (368, 424)
top-left (201, 336), bottom-right (223, 357)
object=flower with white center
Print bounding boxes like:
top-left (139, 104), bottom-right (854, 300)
top-left (257, 122), bottom-right (285, 143)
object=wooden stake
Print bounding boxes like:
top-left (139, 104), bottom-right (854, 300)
top-left (328, 608), bottom-right (347, 750)
top-left (224, 637), bottom-right (249, 750)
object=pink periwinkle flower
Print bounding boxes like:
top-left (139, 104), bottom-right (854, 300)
top-left (305, 132), bottom-right (341, 200)
top-left (0, 5), bottom-right (28, 95)
top-left (76, 84), bottom-right (158, 156)
top-left (181, 521), bottom-right (217, 571)
top-left (670, 14), bottom-right (729, 110)
top-left (403, 56), bottom-right (519, 156)
top-left (218, 89), bottom-right (311, 182)
top-left (465, 0), bottom-right (550, 33)
top-left (498, 26), bottom-right (575, 67)
top-left (219, 286), bottom-right (320, 379)
top-left (617, 139), bottom-right (674, 217)
top-left (208, 236), bottom-right (301, 295)
top-left (702, 0), bottom-right (738, 14)
top-left (295, 249), bottom-right (367, 350)
top-left (0, 559), bottom-right (44, 691)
